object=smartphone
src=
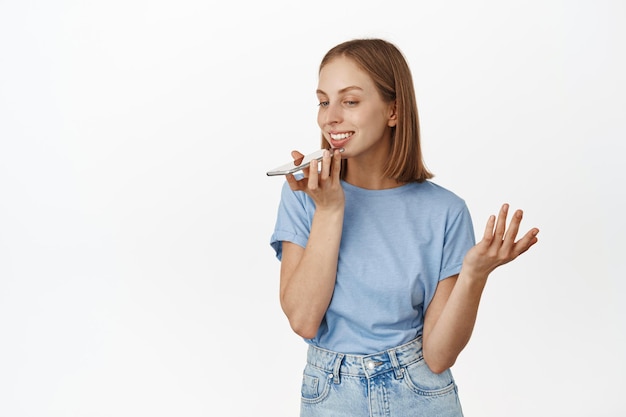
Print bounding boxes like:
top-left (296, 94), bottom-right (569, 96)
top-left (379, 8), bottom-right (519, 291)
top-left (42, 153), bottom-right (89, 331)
top-left (266, 149), bottom-right (327, 176)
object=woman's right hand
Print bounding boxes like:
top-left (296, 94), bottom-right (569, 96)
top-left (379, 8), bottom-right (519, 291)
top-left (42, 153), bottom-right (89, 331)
top-left (285, 148), bottom-right (345, 212)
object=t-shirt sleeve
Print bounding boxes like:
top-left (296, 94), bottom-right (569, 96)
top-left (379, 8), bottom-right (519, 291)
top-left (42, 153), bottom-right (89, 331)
top-left (269, 179), bottom-right (314, 261)
top-left (439, 202), bottom-right (476, 281)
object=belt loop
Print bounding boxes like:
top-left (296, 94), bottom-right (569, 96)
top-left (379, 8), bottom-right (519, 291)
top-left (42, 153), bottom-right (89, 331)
top-left (388, 349), bottom-right (404, 379)
top-left (332, 353), bottom-right (344, 384)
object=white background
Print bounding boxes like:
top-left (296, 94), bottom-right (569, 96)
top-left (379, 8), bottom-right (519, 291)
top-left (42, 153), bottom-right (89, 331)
top-left (1, 1), bottom-right (624, 416)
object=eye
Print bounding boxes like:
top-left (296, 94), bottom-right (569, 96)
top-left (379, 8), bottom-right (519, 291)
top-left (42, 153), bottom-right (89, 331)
top-left (344, 100), bottom-right (358, 106)
top-left (318, 101), bottom-right (329, 107)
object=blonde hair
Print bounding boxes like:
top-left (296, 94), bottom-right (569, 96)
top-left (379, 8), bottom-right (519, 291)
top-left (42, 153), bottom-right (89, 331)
top-left (319, 38), bottom-right (433, 182)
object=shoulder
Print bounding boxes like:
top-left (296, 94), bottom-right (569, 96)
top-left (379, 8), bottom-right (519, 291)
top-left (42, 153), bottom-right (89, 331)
top-left (411, 180), bottom-right (467, 208)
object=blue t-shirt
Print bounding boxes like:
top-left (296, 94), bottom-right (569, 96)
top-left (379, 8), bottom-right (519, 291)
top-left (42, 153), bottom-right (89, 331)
top-left (270, 179), bottom-right (475, 354)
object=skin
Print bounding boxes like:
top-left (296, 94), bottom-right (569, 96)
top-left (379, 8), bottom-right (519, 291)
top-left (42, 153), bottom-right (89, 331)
top-left (279, 56), bottom-right (539, 374)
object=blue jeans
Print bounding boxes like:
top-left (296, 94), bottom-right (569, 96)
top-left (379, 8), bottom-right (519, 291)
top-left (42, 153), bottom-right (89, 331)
top-left (300, 337), bottom-right (464, 417)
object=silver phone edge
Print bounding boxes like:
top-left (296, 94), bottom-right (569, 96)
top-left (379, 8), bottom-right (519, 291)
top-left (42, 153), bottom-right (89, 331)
top-left (265, 149), bottom-right (326, 176)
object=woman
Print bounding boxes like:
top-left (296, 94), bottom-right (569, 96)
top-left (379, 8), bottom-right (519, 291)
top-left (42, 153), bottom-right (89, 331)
top-left (269, 38), bottom-right (539, 417)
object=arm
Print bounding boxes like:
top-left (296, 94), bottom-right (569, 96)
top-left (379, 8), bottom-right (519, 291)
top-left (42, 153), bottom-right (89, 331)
top-left (279, 149), bottom-right (344, 339)
top-left (423, 203), bottom-right (539, 374)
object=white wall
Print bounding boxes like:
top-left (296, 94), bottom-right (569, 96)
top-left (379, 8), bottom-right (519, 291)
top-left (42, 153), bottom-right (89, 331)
top-left (1, 1), bottom-right (624, 416)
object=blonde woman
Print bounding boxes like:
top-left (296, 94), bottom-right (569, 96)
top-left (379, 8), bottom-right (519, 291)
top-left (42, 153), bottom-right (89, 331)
top-left (270, 38), bottom-right (539, 417)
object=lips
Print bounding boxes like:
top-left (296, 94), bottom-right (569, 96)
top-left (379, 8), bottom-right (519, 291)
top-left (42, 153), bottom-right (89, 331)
top-left (329, 131), bottom-right (353, 149)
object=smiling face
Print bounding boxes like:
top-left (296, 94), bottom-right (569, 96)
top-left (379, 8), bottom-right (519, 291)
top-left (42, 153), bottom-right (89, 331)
top-left (317, 56), bottom-right (397, 162)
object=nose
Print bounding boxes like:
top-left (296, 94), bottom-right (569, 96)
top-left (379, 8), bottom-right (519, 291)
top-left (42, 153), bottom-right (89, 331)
top-left (320, 101), bottom-right (343, 126)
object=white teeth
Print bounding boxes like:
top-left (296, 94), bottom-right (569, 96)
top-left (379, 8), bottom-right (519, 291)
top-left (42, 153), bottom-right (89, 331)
top-left (330, 132), bottom-right (352, 140)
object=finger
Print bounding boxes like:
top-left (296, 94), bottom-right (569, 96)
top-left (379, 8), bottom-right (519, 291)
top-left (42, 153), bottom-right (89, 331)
top-left (291, 150), bottom-right (304, 164)
top-left (503, 209), bottom-right (524, 246)
top-left (331, 148), bottom-right (342, 180)
top-left (320, 149), bottom-right (331, 179)
top-left (481, 214), bottom-right (496, 244)
top-left (513, 228), bottom-right (540, 257)
top-left (285, 173), bottom-right (302, 191)
top-left (494, 203), bottom-right (509, 241)
top-left (307, 158), bottom-right (320, 190)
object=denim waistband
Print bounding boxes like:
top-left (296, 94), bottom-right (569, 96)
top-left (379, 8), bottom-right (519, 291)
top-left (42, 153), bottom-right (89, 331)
top-left (306, 337), bottom-right (424, 382)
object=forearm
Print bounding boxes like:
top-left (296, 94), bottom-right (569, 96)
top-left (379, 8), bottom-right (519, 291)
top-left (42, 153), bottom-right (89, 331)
top-left (423, 204), bottom-right (539, 373)
top-left (280, 207), bottom-right (344, 338)
top-left (423, 270), bottom-right (488, 373)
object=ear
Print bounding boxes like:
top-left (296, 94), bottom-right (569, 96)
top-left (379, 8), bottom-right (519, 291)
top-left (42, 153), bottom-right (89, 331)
top-left (387, 101), bottom-right (398, 127)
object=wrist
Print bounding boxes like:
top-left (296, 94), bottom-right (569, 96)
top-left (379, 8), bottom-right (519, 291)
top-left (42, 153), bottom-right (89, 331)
top-left (314, 206), bottom-right (344, 217)
top-left (458, 263), bottom-right (490, 286)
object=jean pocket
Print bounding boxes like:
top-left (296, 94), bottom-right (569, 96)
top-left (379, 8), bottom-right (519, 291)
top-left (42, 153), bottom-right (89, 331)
top-left (301, 364), bottom-right (332, 404)
top-left (403, 359), bottom-right (457, 397)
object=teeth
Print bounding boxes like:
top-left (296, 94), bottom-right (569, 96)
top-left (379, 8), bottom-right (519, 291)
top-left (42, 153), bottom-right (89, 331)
top-left (330, 132), bottom-right (352, 140)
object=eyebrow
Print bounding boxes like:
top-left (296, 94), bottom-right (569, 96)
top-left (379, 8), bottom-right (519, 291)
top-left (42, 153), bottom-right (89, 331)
top-left (316, 85), bottom-right (364, 95)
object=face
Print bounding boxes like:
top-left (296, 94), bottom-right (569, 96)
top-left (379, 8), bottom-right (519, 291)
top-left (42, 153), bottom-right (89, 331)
top-left (316, 56), bottom-right (397, 159)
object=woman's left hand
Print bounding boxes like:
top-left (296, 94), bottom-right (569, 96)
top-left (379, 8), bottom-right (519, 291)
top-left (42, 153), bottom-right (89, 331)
top-left (462, 203), bottom-right (539, 281)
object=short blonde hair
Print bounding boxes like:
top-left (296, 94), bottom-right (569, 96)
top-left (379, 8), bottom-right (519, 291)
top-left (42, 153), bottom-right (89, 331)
top-left (319, 38), bottom-right (433, 183)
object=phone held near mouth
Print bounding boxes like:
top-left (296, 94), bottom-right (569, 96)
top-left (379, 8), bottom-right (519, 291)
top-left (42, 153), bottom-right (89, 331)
top-left (266, 149), bottom-right (329, 176)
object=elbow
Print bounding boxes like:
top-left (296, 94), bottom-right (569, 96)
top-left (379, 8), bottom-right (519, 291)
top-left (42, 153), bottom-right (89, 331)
top-left (426, 360), bottom-right (455, 375)
top-left (288, 318), bottom-right (319, 339)
top-left (423, 350), bottom-right (456, 374)
top-left (280, 297), bottom-right (321, 339)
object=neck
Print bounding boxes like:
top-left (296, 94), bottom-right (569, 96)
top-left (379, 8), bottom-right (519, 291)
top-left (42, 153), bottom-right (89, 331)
top-left (344, 163), bottom-right (405, 190)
